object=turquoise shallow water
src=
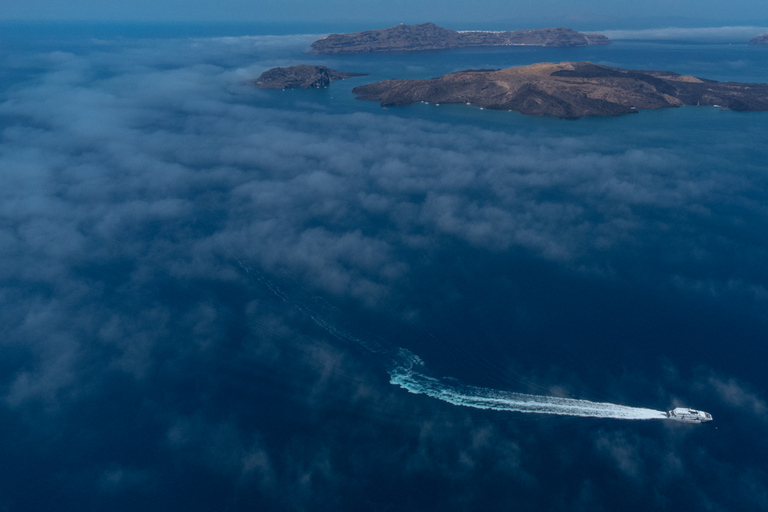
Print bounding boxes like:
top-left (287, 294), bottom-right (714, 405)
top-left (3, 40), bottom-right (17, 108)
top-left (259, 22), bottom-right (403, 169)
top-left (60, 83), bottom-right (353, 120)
top-left (1, 22), bottom-right (767, 512)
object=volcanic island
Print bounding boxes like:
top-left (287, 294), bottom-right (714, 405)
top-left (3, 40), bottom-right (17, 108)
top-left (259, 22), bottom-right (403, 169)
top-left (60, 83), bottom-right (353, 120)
top-left (252, 65), bottom-right (366, 89)
top-left (749, 33), bottom-right (768, 45)
top-left (310, 23), bottom-right (610, 54)
top-left (351, 61), bottom-right (768, 119)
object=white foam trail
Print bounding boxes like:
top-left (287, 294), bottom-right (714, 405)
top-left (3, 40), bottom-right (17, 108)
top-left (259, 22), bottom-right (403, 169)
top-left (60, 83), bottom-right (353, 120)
top-left (240, 265), bottom-right (668, 421)
top-left (390, 350), bottom-right (667, 420)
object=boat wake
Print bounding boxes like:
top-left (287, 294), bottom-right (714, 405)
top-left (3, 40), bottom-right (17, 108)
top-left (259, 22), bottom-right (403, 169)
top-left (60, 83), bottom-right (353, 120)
top-left (242, 265), bottom-right (676, 422)
top-left (389, 349), bottom-right (669, 420)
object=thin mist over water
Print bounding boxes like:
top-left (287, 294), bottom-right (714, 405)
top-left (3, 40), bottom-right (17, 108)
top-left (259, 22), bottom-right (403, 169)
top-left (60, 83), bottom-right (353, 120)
top-left (602, 25), bottom-right (768, 43)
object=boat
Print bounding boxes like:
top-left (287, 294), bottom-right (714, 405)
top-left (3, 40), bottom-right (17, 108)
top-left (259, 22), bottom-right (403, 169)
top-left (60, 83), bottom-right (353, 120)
top-left (667, 407), bottom-right (713, 423)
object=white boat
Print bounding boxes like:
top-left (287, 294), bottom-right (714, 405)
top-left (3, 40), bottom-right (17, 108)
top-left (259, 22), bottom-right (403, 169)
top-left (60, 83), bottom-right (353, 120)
top-left (667, 407), bottom-right (713, 423)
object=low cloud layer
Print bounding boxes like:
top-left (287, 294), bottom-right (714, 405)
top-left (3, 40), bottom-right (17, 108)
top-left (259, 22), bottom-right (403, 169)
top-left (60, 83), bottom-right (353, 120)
top-left (602, 25), bottom-right (768, 42)
top-left (1, 31), bottom-right (767, 511)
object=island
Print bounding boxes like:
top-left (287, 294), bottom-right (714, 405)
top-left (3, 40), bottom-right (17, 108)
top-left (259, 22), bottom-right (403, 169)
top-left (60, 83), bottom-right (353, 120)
top-left (748, 33), bottom-right (768, 45)
top-left (310, 23), bottom-right (610, 54)
top-left (351, 61), bottom-right (768, 119)
top-left (252, 65), bottom-right (367, 89)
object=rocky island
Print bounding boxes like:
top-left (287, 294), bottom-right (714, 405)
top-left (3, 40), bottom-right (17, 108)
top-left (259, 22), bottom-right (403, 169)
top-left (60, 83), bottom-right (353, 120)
top-left (310, 23), bottom-right (610, 54)
top-left (252, 65), bottom-right (366, 89)
top-left (352, 61), bottom-right (768, 119)
top-left (749, 33), bottom-right (768, 45)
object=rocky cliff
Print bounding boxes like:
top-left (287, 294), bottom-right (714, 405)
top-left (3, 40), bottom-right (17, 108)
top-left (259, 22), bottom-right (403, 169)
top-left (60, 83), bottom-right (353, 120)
top-left (253, 65), bottom-right (366, 89)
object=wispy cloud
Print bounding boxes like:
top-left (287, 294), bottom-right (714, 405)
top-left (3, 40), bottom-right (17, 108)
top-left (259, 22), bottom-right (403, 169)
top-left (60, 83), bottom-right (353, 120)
top-left (1, 32), bottom-right (768, 512)
top-left (2, 31), bottom-right (767, 416)
top-left (602, 26), bottom-right (768, 42)
top-left (699, 373), bottom-right (768, 422)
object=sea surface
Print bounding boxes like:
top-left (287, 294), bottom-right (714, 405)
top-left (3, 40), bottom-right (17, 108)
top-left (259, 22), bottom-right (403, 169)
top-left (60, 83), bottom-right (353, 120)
top-left (1, 22), bottom-right (767, 511)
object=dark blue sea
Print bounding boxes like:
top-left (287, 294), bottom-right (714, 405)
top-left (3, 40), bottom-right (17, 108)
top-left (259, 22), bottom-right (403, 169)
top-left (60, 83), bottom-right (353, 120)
top-left (1, 21), bottom-right (768, 511)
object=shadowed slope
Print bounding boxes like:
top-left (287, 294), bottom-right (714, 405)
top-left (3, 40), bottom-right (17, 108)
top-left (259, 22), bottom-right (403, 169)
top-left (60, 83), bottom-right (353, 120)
top-left (253, 65), bottom-right (366, 89)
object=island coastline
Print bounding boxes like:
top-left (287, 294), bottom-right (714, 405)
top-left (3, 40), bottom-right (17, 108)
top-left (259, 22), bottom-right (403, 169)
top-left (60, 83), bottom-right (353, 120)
top-left (352, 61), bottom-right (768, 119)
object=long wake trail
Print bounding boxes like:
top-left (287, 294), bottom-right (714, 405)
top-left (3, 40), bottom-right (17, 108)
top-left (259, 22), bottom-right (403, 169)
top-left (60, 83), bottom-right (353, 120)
top-left (242, 264), bottom-right (669, 421)
top-left (390, 350), bottom-right (668, 420)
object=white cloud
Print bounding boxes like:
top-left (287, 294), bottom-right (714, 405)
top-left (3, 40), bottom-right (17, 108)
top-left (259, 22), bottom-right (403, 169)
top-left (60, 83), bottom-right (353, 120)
top-left (3, 32), bottom-right (766, 404)
top-left (594, 430), bottom-right (645, 481)
top-left (705, 375), bottom-right (768, 421)
top-left (602, 26), bottom-right (768, 42)
top-left (1, 31), bottom-right (768, 512)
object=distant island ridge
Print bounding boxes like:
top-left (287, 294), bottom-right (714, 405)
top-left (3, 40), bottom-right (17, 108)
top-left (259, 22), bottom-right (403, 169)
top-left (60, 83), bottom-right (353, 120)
top-left (310, 23), bottom-right (610, 54)
top-left (351, 61), bottom-right (768, 119)
top-left (749, 33), bottom-right (768, 45)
